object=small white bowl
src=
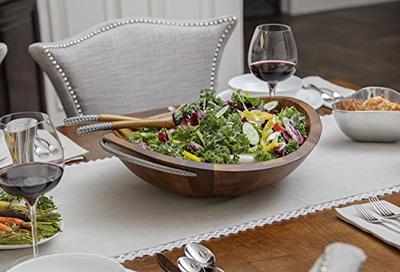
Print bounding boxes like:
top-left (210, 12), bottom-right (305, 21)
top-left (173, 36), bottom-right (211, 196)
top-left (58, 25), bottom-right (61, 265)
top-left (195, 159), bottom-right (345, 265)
top-left (228, 74), bottom-right (302, 97)
top-left (7, 253), bottom-right (126, 272)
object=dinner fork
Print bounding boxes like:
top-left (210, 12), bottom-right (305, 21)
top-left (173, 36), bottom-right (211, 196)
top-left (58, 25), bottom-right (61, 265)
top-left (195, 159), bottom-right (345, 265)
top-left (368, 197), bottom-right (400, 220)
top-left (354, 205), bottom-right (400, 230)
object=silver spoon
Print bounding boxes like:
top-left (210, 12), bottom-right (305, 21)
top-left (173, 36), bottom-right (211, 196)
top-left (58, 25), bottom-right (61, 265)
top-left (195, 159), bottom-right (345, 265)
top-left (303, 83), bottom-right (343, 100)
top-left (177, 257), bottom-right (205, 272)
top-left (184, 243), bottom-right (224, 272)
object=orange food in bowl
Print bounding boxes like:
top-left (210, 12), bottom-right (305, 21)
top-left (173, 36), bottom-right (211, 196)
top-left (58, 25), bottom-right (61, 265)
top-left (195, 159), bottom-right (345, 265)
top-left (337, 96), bottom-right (400, 111)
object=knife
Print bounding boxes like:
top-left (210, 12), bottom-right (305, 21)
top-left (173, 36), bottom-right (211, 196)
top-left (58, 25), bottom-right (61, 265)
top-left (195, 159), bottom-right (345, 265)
top-left (155, 253), bottom-right (181, 272)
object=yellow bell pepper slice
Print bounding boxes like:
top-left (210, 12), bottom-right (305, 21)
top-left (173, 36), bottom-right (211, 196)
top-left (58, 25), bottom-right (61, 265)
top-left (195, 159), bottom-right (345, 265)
top-left (263, 138), bottom-right (279, 152)
top-left (261, 116), bottom-right (277, 146)
top-left (182, 150), bottom-right (203, 162)
top-left (0, 201), bottom-right (9, 210)
top-left (243, 110), bottom-right (274, 124)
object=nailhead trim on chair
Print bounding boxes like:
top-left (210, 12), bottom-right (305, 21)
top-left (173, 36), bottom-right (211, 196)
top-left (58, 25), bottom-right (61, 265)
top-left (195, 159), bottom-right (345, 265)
top-left (41, 17), bottom-right (237, 115)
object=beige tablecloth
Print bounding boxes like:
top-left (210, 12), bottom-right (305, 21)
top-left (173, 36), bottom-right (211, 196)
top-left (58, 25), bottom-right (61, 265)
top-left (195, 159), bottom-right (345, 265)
top-left (1, 116), bottom-right (399, 269)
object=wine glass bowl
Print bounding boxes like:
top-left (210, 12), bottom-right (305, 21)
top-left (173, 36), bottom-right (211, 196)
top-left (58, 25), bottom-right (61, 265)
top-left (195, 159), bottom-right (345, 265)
top-left (248, 23), bottom-right (298, 96)
top-left (0, 112), bottom-right (64, 260)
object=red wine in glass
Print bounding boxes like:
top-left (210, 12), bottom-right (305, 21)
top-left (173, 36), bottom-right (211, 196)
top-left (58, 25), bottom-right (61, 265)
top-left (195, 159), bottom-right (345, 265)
top-left (249, 60), bottom-right (296, 83)
top-left (0, 112), bottom-right (64, 262)
top-left (248, 24), bottom-right (298, 96)
top-left (0, 162), bottom-right (63, 206)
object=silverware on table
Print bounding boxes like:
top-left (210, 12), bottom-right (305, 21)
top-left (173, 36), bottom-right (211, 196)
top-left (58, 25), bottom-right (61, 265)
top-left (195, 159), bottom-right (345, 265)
top-left (177, 257), bottom-right (205, 272)
top-left (3, 117), bottom-right (37, 164)
top-left (184, 243), bottom-right (224, 272)
top-left (368, 197), bottom-right (400, 220)
top-left (354, 205), bottom-right (400, 231)
top-left (155, 253), bottom-right (181, 272)
top-left (34, 136), bottom-right (58, 157)
top-left (303, 83), bottom-right (343, 102)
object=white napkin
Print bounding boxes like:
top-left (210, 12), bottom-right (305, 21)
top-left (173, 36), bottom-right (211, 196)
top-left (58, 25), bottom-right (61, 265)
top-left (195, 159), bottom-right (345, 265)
top-left (0, 132), bottom-right (88, 167)
top-left (309, 242), bottom-right (367, 272)
top-left (336, 201), bottom-right (400, 249)
top-left (302, 76), bottom-right (355, 108)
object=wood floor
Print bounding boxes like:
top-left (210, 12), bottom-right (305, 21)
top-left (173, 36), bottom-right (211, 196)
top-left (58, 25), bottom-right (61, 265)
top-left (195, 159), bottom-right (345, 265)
top-left (244, 2), bottom-right (400, 91)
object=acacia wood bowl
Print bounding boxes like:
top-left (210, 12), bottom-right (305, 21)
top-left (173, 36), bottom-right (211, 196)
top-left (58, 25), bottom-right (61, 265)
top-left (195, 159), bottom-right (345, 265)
top-left (100, 96), bottom-right (322, 197)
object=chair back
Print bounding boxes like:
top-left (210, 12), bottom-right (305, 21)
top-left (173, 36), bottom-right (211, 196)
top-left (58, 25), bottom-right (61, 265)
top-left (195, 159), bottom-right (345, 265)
top-left (29, 17), bottom-right (237, 117)
top-left (0, 43), bottom-right (7, 64)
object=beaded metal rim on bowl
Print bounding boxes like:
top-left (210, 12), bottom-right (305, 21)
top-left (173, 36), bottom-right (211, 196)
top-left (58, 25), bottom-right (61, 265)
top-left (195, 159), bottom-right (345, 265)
top-left (41, 17), bottom-right (237, 115)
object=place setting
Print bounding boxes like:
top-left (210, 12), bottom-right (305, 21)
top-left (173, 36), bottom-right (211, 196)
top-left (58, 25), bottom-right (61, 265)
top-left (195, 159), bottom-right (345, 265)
top-left (0, 6), bottom-right (399, 272)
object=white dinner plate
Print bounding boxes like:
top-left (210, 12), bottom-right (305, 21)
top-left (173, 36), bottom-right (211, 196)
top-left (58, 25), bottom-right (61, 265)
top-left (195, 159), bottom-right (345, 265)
top-left (229, 73), bottom-right (303, 94)
top-left (217, 88), bottom-right (324, 110)
top-left (0, 221), bottom-right (62, 250)
top-left (7, 253), bottom-right (126, 272)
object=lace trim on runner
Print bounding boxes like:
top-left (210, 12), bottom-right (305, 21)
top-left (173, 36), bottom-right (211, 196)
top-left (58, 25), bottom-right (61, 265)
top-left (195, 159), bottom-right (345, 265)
top-left (112, 184), bottom-right (400, 263)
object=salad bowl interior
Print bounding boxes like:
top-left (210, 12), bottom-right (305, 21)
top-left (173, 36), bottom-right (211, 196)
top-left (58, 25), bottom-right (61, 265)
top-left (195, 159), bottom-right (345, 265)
top-left (101, 96), bottom-right (322, 197)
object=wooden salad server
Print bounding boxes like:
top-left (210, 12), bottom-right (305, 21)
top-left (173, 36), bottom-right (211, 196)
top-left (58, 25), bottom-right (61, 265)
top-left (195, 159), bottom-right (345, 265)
top-left (76, 114), bottom-right (175, 135)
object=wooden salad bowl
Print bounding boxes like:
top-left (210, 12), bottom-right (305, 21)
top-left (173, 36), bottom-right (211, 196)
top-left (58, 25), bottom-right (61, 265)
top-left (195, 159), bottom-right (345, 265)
top-left (100, 96), bottom-right (322, 197)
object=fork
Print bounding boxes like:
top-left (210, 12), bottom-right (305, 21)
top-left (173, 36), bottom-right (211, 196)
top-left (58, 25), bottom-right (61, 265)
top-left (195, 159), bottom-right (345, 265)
top-left (368, 197), bottom-right (400, 220)
top-left (355, 205), bottom-right (400, 231)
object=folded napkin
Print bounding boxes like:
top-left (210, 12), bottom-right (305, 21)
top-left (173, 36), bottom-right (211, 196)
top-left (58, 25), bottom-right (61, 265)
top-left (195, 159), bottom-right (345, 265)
top-left (302, 76), bottom-right (355, 108)
top-left (336, 201), bottom-right (400, 249)
top-left (309, 242), bottom-right (367, 272)
top-left (0, 131), bottom-right (88, 167)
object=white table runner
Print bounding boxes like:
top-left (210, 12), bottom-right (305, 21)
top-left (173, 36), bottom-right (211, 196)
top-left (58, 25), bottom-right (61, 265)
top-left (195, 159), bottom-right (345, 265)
top-left (1, 116), bottom-right (400, 269)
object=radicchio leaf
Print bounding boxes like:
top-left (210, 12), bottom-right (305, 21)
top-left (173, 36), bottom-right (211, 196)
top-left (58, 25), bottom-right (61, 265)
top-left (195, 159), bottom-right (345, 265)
top-left (135, 142), bottom-right (148, 149)
top-left (189, 142), bottom-right (203, 152)
top-left (283, 118), bottom-right (304, 144)
top-left (158, 131), bottom-right (169, 143)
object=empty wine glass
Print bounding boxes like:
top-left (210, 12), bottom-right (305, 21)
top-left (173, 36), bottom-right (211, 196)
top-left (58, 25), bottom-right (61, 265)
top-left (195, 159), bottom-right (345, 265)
top-left (0, 112), bottom-right (64, 260)
top-left (248, 23), bottom-right (298, 96)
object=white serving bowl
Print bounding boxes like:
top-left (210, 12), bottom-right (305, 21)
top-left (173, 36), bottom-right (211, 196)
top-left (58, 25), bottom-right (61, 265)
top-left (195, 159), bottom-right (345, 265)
top-left (7, 253), bottom-right (126, 272)
top-left (333, 86), bottom-right (400, 142)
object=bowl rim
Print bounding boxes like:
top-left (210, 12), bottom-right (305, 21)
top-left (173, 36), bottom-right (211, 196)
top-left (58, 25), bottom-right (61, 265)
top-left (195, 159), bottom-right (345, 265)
top-left (7, 252), bottom-right (125, 271)
top-left (101, 96), bottom-right (322, 173)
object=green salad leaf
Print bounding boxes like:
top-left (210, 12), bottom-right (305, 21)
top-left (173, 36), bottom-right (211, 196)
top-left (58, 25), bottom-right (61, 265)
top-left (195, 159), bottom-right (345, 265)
top-left (130, 90), bottom-right (307, 164)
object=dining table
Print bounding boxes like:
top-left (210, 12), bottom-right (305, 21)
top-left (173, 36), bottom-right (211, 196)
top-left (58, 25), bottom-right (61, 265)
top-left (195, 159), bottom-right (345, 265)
top-left (57, 79), bottom-right (400, 272)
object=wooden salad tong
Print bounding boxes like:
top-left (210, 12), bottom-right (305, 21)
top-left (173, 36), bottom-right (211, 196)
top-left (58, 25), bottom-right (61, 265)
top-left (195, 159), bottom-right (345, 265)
top-left (63, 113), bottom-right (175, 135)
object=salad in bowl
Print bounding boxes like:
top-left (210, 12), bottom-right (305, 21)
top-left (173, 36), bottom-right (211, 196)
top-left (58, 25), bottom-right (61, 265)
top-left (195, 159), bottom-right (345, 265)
top-left (129, 90), bottom-right (307, 164)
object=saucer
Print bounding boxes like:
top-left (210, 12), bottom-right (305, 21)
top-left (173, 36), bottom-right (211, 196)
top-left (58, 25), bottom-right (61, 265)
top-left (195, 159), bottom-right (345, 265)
top-left (217, 88), bottom-right (324, 110)
top-left (228, 74), bottom-right (302, 95)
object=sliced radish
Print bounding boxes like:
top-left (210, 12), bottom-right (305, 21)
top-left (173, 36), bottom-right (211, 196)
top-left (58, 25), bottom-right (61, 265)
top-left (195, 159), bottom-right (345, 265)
top-left (243, 122), bottom-right (260, 145)
top-left (216, 105), bottom-right (229, 118)
top-left (238, 154), bottom-right (256, 163)
top-left (263, 101), bottom-right (278, 111)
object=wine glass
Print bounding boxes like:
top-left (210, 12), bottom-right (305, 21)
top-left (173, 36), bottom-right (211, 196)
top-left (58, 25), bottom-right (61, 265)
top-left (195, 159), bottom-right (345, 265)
top-left (0, 112), bottom-right (64, 260)
top-left (248, 23), bottom-right (298, 96)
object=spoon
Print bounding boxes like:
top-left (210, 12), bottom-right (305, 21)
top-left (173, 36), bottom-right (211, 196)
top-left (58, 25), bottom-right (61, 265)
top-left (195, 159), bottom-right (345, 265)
top-left (177, 257), bottom-right (205, 272)
top-left (184, 243), bottom-right (224, 272)
top-left (303, 84), bottom-right (343, 101)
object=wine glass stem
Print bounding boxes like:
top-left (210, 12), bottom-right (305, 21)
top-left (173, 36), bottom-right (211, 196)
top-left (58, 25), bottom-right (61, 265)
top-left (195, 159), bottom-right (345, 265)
top-left (268, 82), bottom-right (277, 96)
top-left (27, 199), bottom-right (39, 258)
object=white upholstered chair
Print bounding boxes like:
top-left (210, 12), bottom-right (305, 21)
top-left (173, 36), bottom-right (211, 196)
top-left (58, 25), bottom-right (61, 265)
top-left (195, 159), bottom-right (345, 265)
top-left (29, 17), bottom-right (237, 117)
top-left (0, 43), bottom-right (7, 64)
